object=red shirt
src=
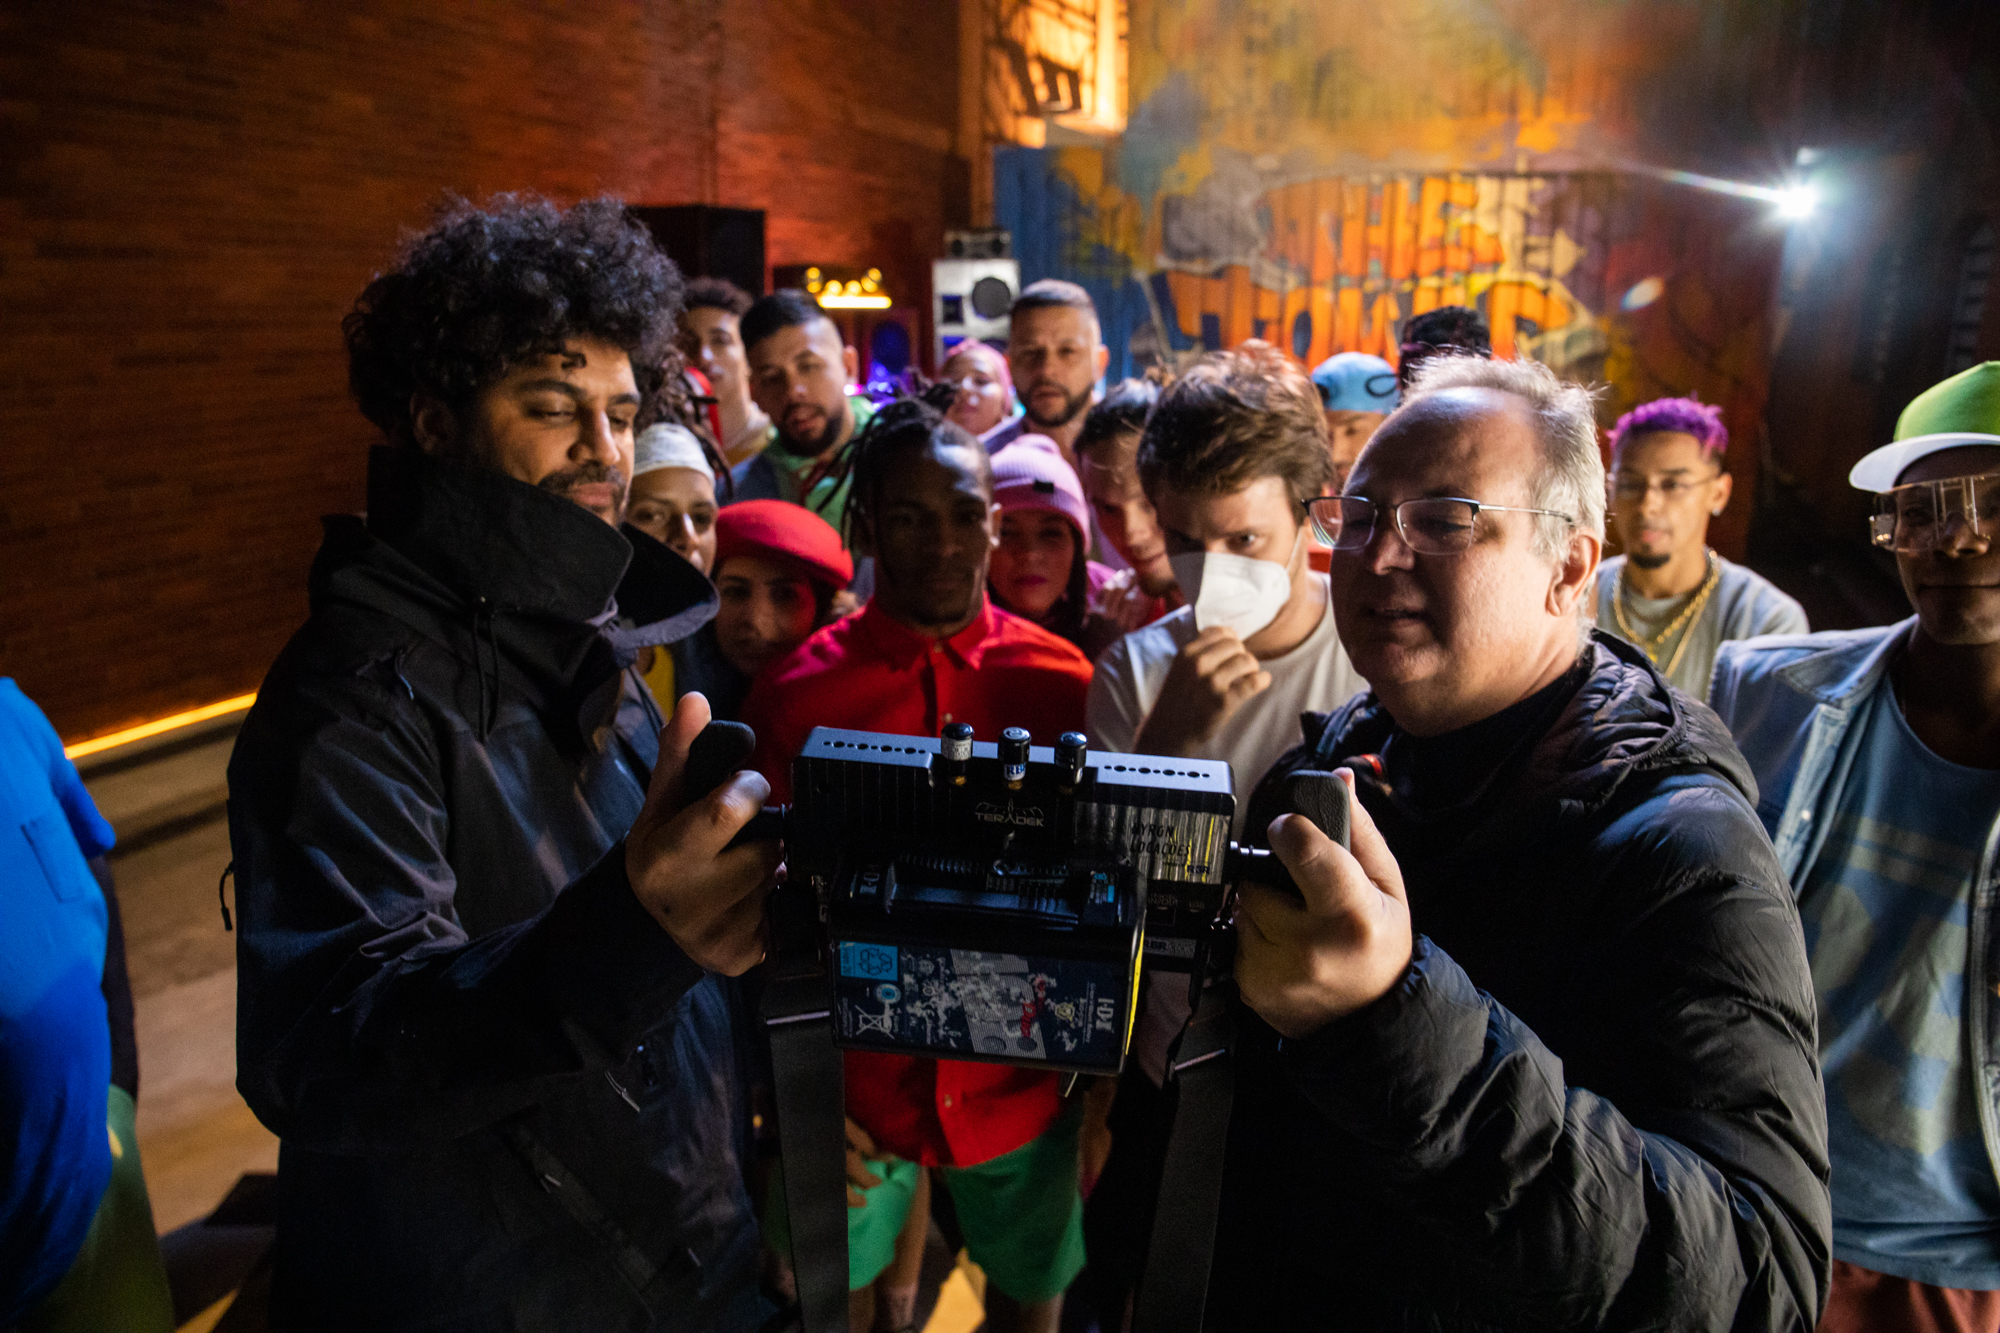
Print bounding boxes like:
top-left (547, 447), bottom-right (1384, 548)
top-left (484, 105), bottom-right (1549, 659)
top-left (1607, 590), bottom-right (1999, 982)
top-left (741, 597), bottom-right (1093, 1166)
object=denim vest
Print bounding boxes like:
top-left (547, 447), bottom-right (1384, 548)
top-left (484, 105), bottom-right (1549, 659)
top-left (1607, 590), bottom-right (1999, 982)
top-left (1711, 618), bottom-right (2000, 1190)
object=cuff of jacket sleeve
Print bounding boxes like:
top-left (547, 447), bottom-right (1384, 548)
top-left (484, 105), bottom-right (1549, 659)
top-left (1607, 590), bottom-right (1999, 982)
top-left (1278, 935), bottom-right (1491, 1152)
top-left (536, 841), bottom-right (706, 1051)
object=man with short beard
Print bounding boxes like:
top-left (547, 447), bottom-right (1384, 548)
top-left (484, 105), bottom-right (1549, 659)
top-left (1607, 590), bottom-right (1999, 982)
top-left (1714, 362), bottom-right (2000, 1332)
top-left (730, 288), bottom-right (873, 537)
top-left (987, 280), bottom-right (1109, 471)
top-left (229, 196), bottom-right (780, 1331)
top-left (1594, 396), bottom-right (1806, 700)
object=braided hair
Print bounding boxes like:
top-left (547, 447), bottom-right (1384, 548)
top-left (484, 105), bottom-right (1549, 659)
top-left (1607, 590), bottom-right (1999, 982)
top-left (842, 396), bottom-right (991, 549)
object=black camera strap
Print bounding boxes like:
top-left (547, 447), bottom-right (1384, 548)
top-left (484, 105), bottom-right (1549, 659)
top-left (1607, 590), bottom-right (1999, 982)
top-left (1132, 973), bottom-right (1240, 1333)
top-left (763, 924), bottom-right (850, 1333)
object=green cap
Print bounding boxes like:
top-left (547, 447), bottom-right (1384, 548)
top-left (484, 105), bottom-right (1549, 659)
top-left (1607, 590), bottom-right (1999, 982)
top-left (1849, 361), bottom-right (2000, 491)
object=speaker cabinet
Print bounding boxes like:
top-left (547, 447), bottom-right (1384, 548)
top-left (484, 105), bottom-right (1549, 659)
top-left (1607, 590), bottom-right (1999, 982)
top-left (933, 257), bottom-right (1020, 368)
top-left (944, 228), bottom-right (1012, 259)
top-left (631, 206), bottom-right (766, 297)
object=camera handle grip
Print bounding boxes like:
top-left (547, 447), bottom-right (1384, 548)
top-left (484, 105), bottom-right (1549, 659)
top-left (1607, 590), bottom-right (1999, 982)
top-left (686, 719), bottom-right (787, 847)
top-left (684, 719), bottom-right (758, 803)
top-left (1279, 768), bottom-right (1350, 851)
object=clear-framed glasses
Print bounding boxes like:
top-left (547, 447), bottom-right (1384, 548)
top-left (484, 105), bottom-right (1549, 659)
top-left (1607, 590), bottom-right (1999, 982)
top-left (1611, 471), bottom-right (1723, 502)
top-left (1306, 494), bottom-right (1577, 555)
top-left (1870, 470), bottom-right (2000, 554)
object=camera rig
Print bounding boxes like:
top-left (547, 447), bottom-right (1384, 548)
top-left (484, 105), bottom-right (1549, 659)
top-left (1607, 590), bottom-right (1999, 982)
top-left (687, 718), bottom-right (1347, 1333)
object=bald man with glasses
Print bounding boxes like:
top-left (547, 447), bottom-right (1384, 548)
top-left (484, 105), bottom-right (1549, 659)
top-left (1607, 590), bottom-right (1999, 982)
top-left (1194, 355), bottom-right (1830, 1331)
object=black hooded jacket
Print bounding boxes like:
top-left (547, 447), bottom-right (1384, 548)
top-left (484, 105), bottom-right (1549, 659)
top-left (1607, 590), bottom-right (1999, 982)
top-left (1208, 633), bottom-right (1831, 1331)
top-left (228, 448), bottom-right (773, 1332)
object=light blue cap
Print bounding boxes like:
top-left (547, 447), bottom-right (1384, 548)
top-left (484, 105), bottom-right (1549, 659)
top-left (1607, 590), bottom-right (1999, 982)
top-left (1310, 352), bottom-right (1400, 413)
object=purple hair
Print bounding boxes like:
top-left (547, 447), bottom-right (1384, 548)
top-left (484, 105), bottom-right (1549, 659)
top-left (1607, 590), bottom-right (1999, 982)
top-left (1609, 396), bottom-right (1727, 467)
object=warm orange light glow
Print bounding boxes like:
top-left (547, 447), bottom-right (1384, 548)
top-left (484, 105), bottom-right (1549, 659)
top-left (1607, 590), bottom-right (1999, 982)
top-left (64, 693), bottom-right (258, 760)
top-left (820, 293), bottom-right (893, 309)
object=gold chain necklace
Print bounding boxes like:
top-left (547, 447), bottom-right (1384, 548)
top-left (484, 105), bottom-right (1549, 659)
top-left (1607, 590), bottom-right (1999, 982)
top-left (1614, 549), bottom-right (1721, 676)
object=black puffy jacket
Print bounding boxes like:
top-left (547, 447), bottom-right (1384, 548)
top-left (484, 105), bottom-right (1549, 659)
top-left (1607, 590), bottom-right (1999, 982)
top-left (228, 448), bottom-right (774, 1332)
top-left (1209, 633), bottom-right (1831, 1331)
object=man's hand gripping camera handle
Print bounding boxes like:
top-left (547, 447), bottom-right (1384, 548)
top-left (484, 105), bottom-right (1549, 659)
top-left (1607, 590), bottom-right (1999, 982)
top-left (1233, 767), bottom-right (1414, 1040)
top-left (624, 698), bottom-right (780, 976)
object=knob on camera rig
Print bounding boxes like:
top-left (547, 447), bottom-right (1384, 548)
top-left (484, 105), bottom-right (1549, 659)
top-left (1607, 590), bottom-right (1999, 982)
top-left (683, 717), bottom-right (1348, 1333)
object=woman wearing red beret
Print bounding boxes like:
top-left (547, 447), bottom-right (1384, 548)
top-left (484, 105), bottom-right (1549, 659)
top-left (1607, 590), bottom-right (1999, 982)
top-left (644, 499), bottom-right (855, 720)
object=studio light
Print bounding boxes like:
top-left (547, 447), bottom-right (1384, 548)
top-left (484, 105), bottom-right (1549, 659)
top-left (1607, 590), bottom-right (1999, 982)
top-left (1620, 160), bottom-right (1826, 225)
top-left (1773, 182), bottom-right (1820, 220)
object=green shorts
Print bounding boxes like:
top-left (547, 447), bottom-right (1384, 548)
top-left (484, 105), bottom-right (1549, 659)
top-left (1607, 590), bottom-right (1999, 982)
top-left (764, 1152), bottom-right (927, 1292)
top-left (17, 1086), bottom-right (173, 1333)
top-left (764, 1105), bottom-right (1087, 1302)
top-left (934, 1104), bottom-right (1086, 1303)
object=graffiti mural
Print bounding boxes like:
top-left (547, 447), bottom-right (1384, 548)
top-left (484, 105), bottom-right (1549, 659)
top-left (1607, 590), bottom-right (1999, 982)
top-left (992, 0), bottom-right (1799, 557)
top-left (1153, 172), bottom-right (1625, 380)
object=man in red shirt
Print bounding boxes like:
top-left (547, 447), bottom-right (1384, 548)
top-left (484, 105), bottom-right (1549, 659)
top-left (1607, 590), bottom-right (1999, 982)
top-left (743, 399), bottom-right (1093, 1333)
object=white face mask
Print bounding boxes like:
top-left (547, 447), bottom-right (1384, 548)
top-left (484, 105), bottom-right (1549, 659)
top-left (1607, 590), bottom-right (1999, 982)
top-left (1169, 529), bottom-right (1301, 639)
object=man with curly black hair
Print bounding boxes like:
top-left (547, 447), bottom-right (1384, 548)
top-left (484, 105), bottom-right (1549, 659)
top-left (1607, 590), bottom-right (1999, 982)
top-left (228, 194), bottom-right (781, 1331)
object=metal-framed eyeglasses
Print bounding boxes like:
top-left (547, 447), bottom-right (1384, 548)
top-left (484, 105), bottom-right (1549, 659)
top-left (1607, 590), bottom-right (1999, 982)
top-left (1611, 470), bottom-right (1724, 502)
top-left (1306, 494), bottom-right (1578, 555)
top-left (1870, 470), bottom-right (2000, 554)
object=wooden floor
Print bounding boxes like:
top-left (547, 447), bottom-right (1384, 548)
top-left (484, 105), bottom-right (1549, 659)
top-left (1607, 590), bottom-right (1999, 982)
top-left (115, 815), bottom-right (280, 1238)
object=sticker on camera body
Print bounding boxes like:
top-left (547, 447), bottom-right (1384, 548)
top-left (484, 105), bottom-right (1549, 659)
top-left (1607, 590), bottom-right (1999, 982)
top-left (830, 942), bottom-right (1128, 1070)
top-left (839, 941), bottom-right (899, 981)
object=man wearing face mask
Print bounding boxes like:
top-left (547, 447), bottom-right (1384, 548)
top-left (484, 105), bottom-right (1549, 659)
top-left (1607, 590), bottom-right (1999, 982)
top-left (1088, 342), bottom-right (1364, 809)
top-left (1074, 344), bottom-right (1365, 1332)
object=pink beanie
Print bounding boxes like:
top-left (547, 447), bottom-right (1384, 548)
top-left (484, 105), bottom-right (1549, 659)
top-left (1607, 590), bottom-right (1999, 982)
top-left (991, 435), bottom-right (1090, 541)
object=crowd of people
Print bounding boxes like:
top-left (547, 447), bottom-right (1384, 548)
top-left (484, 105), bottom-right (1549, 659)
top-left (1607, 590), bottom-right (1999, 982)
top-left (7, 190), bottom-right (2000, 1333)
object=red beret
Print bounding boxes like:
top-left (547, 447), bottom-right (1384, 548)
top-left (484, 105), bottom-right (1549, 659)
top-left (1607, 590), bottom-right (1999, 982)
top-left (713, 499), bottom-right (854, 591)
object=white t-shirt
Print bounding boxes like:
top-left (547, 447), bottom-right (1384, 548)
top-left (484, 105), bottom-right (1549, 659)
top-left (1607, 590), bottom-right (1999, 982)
top-left (1086, 576), bottom-right (1364, 835)
top-left (1085, 576), bottom-right (1367, 1085)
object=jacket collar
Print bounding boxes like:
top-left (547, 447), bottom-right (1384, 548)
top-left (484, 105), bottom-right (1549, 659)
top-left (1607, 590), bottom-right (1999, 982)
top-left (321, 448), bottom-right (714, 737)
top-left (366, 445), bottom-right (633, 619)
top-left (1318, 630), bottom-right (1756, 846)
top-left (610, 523), bottom-right (720, 658)
top-left (1775, 616), bottom-right (1916, 709)
top-left (853, 597), bottom-right (999, 672)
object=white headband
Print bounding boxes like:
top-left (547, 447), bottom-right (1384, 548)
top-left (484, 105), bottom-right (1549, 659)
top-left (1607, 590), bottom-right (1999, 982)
top-left (633, 423), bottom-right (714, 482)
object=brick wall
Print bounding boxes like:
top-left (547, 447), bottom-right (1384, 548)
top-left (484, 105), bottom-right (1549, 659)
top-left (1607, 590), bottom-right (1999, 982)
top-left (0, 1), bottom-right (964, 742)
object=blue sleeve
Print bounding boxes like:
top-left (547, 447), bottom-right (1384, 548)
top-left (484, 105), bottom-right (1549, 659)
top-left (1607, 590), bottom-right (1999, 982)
top-left (0, 681), bottom-right (114, 858)
top-left (52, 768), bottom-right (113, 861)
